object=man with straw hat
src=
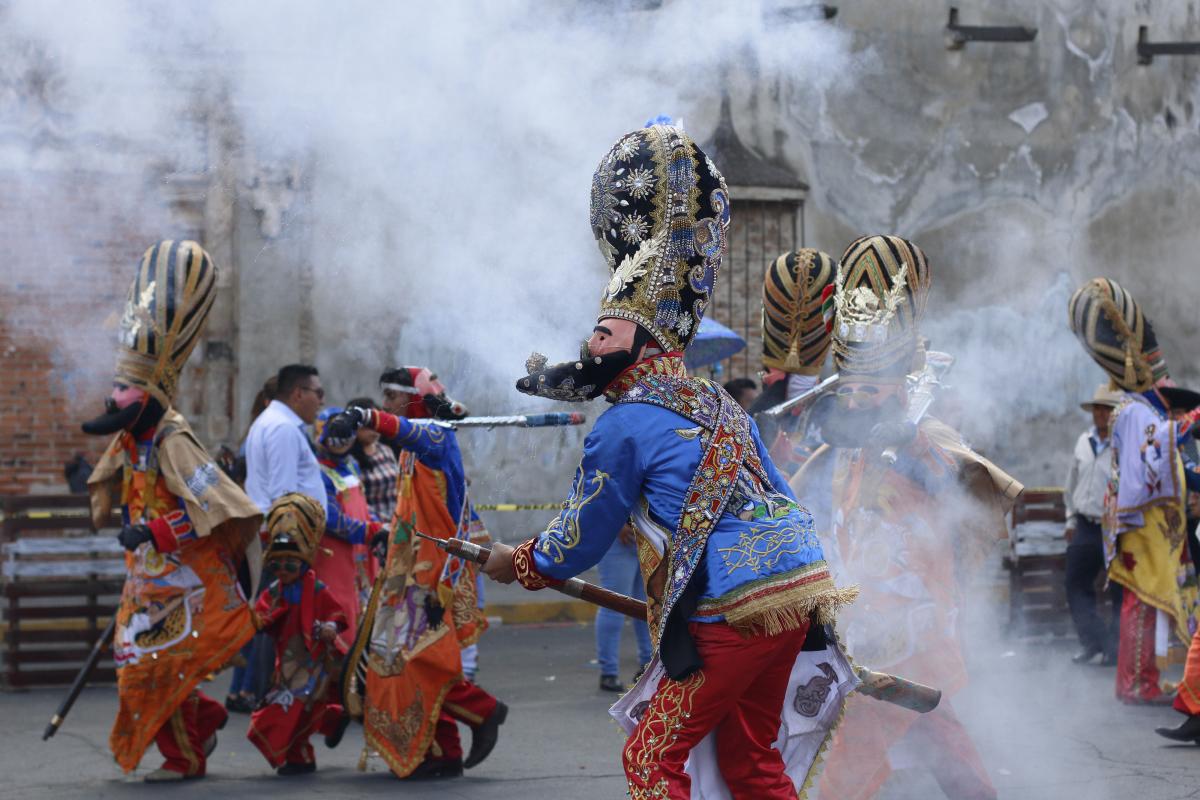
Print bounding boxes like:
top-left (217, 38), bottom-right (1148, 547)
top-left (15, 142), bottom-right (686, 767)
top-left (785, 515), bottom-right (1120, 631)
top-left (1064, 384), bottom-right (1124, 666)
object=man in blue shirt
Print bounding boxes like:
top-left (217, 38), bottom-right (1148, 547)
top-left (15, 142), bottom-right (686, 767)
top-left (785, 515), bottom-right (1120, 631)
top-left (244, 364), bottom-right (328, 515)
top-left (482, 124), bottom-right (856, 800)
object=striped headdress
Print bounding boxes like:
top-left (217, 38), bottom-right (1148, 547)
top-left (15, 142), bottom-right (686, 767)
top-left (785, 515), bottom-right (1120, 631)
top-left (264, 492), bottom-right (326, 565)
top-left (831, 234), bottom-right (931, 378)
top-left (1068, 278), bottom-right (1168, 392)
top-left (761, 249), bottom-right (836, 375)
top-left (114, 240), bottom-right (217, 406)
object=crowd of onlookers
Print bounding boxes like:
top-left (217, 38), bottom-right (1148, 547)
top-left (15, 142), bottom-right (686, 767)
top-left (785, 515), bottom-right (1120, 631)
top-left (216, 364), bottom-right (404, 711)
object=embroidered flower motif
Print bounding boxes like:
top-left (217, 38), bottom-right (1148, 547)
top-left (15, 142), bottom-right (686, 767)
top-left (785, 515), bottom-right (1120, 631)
top-left (626, 167), bottom-right (655, 200)
top-left (605, 229), bottom-right (665, 300)
top-left (613, 135), bottom-right (640, 162)
top-left (620, 212), bottom-right (650, 245)
top-left (675, 313), bottom-right (693, 337)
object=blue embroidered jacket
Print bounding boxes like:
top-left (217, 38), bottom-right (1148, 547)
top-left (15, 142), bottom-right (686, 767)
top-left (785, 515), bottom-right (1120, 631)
top-left (513, 357), bottom-right (845, 677)
top-left (373, 413), bottom-right (488, 539)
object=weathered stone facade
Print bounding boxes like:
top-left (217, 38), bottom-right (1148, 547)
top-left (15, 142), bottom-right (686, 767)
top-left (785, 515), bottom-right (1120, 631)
top-left (3, 1), bottom-right (1199, 534)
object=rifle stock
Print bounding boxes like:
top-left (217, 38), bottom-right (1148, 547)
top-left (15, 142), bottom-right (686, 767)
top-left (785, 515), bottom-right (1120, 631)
top-left (420, 531), bottom-right (941, 713)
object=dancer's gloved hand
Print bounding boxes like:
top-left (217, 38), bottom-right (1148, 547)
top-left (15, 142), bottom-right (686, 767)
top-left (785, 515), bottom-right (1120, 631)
top-left (370, 527), bottom-right (390, 552)
top-left (117, 524), bottom-right (154, 552)
top-left (868, 420), bottom-right (918, 449)
top-left (323, 407), bottom-right (368, 442)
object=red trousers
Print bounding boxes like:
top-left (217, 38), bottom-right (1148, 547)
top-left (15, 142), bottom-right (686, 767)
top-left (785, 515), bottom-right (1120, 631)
top-left (153, 690), bottom-right (228, 777)
top-left (623, 621), bottom-right (809, 800)
top-left (1116, 591), bottom-right (1162, 703)
top-left (429, 679), bottom-right (499, 761)
top-left (248, 692), bottom-right (343, 768)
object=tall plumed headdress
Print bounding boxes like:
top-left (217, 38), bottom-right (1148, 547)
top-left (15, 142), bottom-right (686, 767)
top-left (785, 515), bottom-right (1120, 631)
top-left (113, 240), bottom-right (217, 406)
top-left (591, 124), bottom-right (730, 353)
top-left (762, 249), bottom-right (836, 375)
top-left (1068, 278), bottom-right (1168, 392)
top-left (264, 492), bottom-right (326, 565)
top-left (831, 235), bottom-right (931, 379)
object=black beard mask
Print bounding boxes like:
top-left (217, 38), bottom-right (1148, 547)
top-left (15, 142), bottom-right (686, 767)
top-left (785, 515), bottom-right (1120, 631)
top-left (81, 395), bottom-right (166, 437)
top-left (423, 393), bottom-right (468, 420)
top-left (516, 328), bottom-right (651, 402)
top-left (516, 349), bottom-right (638, 402)
top-left (819, 398), bottom-right (916, 449)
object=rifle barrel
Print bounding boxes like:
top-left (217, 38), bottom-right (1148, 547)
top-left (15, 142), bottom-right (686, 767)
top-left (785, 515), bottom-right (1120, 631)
top-left (42, 616), bottom-right (116, 741)
top-left (760, 374), bottom-right (839, 418)
top-left (412, 412), bottom-right (586, 430)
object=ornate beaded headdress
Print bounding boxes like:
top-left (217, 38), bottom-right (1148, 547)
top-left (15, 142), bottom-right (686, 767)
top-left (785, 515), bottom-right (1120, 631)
top-left (762, 249), bottom-right (835, 375)
top-left (591, 124), bottom-right (730, 353)
top-left (113, 240), bottom-right (217, 406)
top-left (1068, 277), bottom-right (1168, 392)
top-left (264, 492), bottom-right (326, 565)
top-left (831, 234), bottom-right (930, 378)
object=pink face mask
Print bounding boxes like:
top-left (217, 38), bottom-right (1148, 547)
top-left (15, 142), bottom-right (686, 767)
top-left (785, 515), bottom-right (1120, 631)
top-left (411, 368), bottom-right (445, 398)
top-left (81, 383), bottom-right (153, 437)
top-left (111, 383), bottom-right (148, 410)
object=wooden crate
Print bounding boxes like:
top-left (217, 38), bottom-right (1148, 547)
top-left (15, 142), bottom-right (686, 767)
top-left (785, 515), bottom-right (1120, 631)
top-left (1005, 488), bottom-right (1070, 639)
top-left (1, 495), bottom-right (123, 689)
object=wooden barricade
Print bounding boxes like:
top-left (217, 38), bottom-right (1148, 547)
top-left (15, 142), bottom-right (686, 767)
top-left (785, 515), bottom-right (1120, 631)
top-left (1, 495), bottom-right (123, 689)
top-left (1004, 487), bottom-right (1069, 638)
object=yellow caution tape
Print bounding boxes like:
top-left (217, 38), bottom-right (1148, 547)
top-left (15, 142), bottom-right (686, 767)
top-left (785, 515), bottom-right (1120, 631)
top-left (474, 503), bottom-right (562, 512)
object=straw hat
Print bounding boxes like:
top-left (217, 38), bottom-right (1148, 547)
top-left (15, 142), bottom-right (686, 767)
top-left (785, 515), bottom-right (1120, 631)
top-left (1080, 384), bottom-right (1123, 411)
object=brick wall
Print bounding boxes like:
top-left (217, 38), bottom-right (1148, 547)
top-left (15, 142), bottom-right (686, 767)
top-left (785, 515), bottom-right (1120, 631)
top-left (0, 169), bottom-right (199, 494)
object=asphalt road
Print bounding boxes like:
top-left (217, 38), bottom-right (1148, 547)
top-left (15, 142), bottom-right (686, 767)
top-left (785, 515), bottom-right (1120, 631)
top-left (3, 617), bottom-right (1200, 799)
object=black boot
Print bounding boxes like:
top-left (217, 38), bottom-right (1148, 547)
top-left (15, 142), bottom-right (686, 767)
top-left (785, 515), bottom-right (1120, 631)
top-left (324, 712), bottom-right (350, 749)
top-left (599, 675), bottom-right (625, 693)
top-left (464, 701), bottom-right (508, 769)
top-left (405, 757), bottom-right (463, 779)
top-left (1155, 714), bottom-right (1200, 743)
top-left (276, 762), bottom-right (317, 776)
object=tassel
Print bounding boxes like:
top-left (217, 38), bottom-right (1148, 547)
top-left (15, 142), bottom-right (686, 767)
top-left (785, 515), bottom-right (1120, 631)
top-left (357, 746), bottom-right (369, 772)
top-left (784, 338), bottom-right (802, 372)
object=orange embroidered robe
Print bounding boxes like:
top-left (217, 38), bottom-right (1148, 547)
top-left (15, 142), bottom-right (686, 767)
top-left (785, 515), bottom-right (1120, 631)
top-left (88, 410), bottom-right (261, 773)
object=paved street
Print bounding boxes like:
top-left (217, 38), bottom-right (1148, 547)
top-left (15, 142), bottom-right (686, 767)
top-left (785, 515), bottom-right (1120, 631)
top-left (3, 616), bottom-right (1200, 799)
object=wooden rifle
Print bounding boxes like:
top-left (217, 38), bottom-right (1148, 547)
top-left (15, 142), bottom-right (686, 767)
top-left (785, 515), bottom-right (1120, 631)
top-left (42, 617), bottom-right (116, 740)
top-left (419, 532), bottom-right (941, 713)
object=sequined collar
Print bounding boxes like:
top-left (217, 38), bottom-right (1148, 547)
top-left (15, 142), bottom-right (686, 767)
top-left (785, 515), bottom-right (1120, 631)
top-left (603, 354), bottom-right (687, 403)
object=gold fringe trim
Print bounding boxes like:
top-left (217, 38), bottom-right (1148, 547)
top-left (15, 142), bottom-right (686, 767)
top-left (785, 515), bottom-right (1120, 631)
top-left (724, 585), bottom-right (859, 637)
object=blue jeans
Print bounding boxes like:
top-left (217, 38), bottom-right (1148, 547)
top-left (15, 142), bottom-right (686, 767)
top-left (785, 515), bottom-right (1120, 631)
top-left (596, 539), bottom-right (652, 676)
top-left (228, 639), bottom-right (257, 695)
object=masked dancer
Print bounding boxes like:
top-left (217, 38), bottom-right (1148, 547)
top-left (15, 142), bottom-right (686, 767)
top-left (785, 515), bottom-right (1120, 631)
top-left (483, 124), bottom-right (859, 800)
top-left (330, 367), bottom-right (506, 779)
top-left (792, 235), bottom-right (1021, 800)
top-left (1068, 278), bottom-right (1200, 705)
top-left (83, 241), bottom-right (261, 781)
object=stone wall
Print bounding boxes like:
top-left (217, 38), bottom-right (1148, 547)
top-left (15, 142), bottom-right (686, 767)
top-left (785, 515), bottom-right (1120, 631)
top-left (4, 0), bottom-right (1200, 513)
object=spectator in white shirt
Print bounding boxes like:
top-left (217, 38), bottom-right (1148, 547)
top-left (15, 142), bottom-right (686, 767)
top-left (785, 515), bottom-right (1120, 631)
top-left (1064, 384), bottom-right (1123, 666)
top-left (244, 364), bottom-right (328, 514)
